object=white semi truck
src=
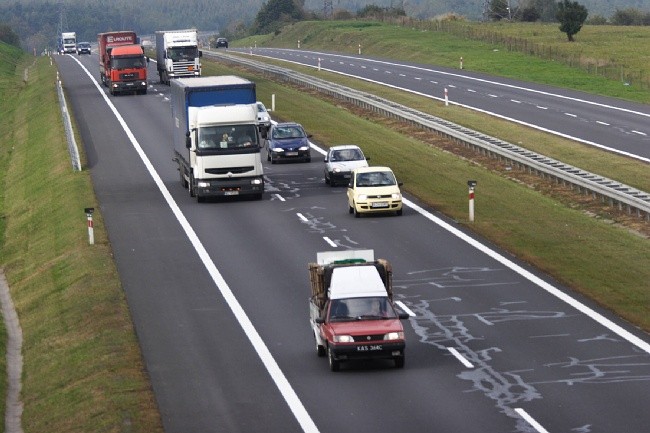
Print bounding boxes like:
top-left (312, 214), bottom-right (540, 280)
top-left (155, 29), bottom-right (202, 85)
top-left (171, 76), bottom-right (265, 202)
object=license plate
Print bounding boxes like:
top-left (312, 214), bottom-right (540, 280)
top-left (357, 345), bottom-right (383, 351)
top-left (371, 201), bottom-right (388, 208)
top-left (224, 191), bottom-right (239, 196)
top-left (286, 152), bottom-right (298, 156)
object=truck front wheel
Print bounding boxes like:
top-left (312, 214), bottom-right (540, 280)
top-left (328, 347), bottom-right (340, 372)
top-left (189, 173), bottom-right (195, 197)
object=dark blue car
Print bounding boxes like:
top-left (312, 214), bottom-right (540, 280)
top-left (266, 122), bottom-right (312, 163)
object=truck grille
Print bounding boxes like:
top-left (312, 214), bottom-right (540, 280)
top-left (120, 72), bottom-right (137, 80)
top-left (172, 61), bottom-right (197, 75)
top-left (206, 166), bottom-right (254, 175)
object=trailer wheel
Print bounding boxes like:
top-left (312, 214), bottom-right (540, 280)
top-left (328, 347), bottom-right (340, 372)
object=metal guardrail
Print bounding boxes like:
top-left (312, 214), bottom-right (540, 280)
top-left (207, 50), bottom-right (650, 220)
top-left (55, 70), bottom-right (81, 171)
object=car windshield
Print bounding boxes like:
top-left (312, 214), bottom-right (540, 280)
top-left (257, 103), bottom-right (267, 113)
top-left (328, 297), bottom-right (396, 322)
top-left (198, 125), bottom-right (258, 150)
top-left (355, 171), bottom-right (396, 187)
top-left (331, 148), bottom-right (363, 162)
top-left (272, 126), bottom-right (304, 139)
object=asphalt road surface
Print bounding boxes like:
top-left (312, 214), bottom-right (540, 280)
top-left (226, 47), bottom-right (650, 163)
top-left (54, 52), bottom-right (650, 433)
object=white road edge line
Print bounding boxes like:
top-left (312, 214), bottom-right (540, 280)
top-left (296, 213), bottom-right (309, 222)
top-left (247, 51), bottom-right (650, 163)
top-left (73, 58), bottom-right (320, 433)
top-left (395, 300), bottom-right (415, 317)
top-left (446, 347), bottom-right (474, 369)
top-left (323, 237), bottom-right (337, 247)
top-left (515, 408), bottom-right (550, 433)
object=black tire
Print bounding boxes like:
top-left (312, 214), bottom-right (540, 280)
top-left (316, 333), bottom-right (326, 357)
top-left (267, 151), bottom-right (271, 162)
top-left (348, 203), bottom-right (354, 214)
top-left (328, 347), bottom-right (340, 372)
top-left (396, 208), bottom-right (403, 216)
top-left (394, 356), bottom-right (405, 369)
top-left (325, 174), bottom-right (330, 185)
top-left (354, 204), bottom-right (360, 218)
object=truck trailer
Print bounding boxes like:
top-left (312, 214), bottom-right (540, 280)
top-left (155, 29), bottom-right (202, 85)
top-left (60, 32), bottom-right (77, 54)
top-left (309, 250), bottom-right (408, 371)
top-left (171, 76), bottom-right (265, 201)
top-left (98, 31), bottom-right (148, 95)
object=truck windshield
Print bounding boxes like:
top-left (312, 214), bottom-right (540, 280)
top-left (198, 125), bottom-right (258, 150)
top-left (167, 47), bottom-right (198, 61)
top-left (329, 297), bottom-right (397, 321)
top-left (112, 56), bottom-right (146, 69)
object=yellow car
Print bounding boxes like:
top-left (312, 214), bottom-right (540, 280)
top-left (347, 166), bottom-right (403, 217)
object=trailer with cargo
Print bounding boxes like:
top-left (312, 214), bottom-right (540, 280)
top-left (171, 76), bottom-right (265, 201)
top-left (309, 250), bottom-right (408, 371)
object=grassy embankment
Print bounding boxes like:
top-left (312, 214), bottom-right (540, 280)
top-left (211, 21), bottom-right (650, 330)
top-left (232, 21), bottom-right (650, 197)
top-left (0, 43), bottom-right (162, 432)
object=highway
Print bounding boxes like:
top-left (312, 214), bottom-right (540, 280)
top-left (229, 47), bottom-right (650, 163)
top-left (55, 52), bottom-right (650, 433)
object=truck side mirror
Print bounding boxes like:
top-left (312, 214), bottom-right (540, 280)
top-left (146, 56), bottom-right (150, 64)
top-left (185, 131), bottom-right (191, 149)
top-left (315, 317), bottom-right (325, 324)
top-left (199, 50), bottom-right (203, 58)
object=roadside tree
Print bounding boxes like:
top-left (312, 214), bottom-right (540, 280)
top-left (556, 0), bottom-right (588, 41)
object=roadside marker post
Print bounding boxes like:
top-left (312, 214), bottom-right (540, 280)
top-left (85, 208), bottom-right (95, 245)
top-left (318, 58), bottom-right (321, 71)
top-left (467, 181), bottom-right (477, 222)
top-left (460, 56), bottom-right (463, 69)
top-left (444, 88), bottom-right (449, 106)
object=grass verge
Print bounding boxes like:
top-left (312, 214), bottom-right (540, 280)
top-left (0, 48), bottom-right (162, 432)
top-left (203, 59), bottom-right (650, 333)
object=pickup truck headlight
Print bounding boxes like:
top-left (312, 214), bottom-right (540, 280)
top-left (333, 335), bottom-right (354, 343)
top-left (332, 167), bottom-right (341, 173)
top-left (250, 178), bottom-right (263, 185)
top-left (383, 331), bottom-right (404, 340)
top-left (391, 193), bottom-right (402, 200)
top-left (197, 181), bottom-right (210, 188)
top-left (357, 194), bottom-right (368, 201)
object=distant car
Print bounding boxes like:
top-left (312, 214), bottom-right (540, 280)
top-left (215, 38), bottom-right (228, 48)
top-left (347, 166), bottom-right (403, 217)
top-left (324, 145), bottom-right (369, 186)
top-left (76, 42), bottom-right (91, 55)
top-left (256, 101), bottom-right (271, 129)
top-left (266, 122), bottom-right (312, 163)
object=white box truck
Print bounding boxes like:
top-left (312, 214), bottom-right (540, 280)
top-left (60, 32), bottom-right (77, 54)
top-left (155, 29), bottom-right (201, 85)
top-left (171, 76), bottom-right (265, 202)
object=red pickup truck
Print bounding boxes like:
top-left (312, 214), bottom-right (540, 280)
top-left (309, 250), bottom-right (408, 371)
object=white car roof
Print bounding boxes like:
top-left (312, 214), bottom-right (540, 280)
top-left (329, 144), bottom-right (363, 152)
top-left (328, 265), bottom-right (388, 299)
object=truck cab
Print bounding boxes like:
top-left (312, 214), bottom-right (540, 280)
top-left (309, 250), bottom-right (408, 371)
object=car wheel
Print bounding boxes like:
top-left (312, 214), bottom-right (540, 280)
top-left (394, 356), bottom-right (405, 369)
top-left (348, 202), bottom-right (354, 214)
top-left (354, 203), bottom-right (360, 218)
top-left (316, 334), bottom-right (326, 357)
top-left (396, 208), bottom-right (403, 216)
top-left (328, 346), bottom-right (340, 372)
top-left (325, 173), bottom-right (330, 185)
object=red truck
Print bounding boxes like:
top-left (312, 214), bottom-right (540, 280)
top-left (309, 250), bottom-right (408, 371)
top-left (98, 31), bottom-right (148, 95)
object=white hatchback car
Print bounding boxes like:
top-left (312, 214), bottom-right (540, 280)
top-left (347, 166), bottom-right (403, 217)
top-left (324, 145), bottom-right (369, 186)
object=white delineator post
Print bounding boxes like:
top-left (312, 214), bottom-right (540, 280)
top-left (444, 88), bottom-right (449, 106)
top-left (318, 58), bottom-right (321, 71)
top-left (85, 208), bottom-right (95, 244)
top-left (467, 181), bottom-right (476, 222)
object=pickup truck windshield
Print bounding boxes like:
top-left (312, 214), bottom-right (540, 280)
top-left (328, 297), bottom-right (397, 321)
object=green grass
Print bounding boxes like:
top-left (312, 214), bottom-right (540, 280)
top-left (0, 47), bottom-right (162, 432)
top-left (236, 20), bottom-right (650, 103)
top-left (202, 54), bottom-right (650, 332)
